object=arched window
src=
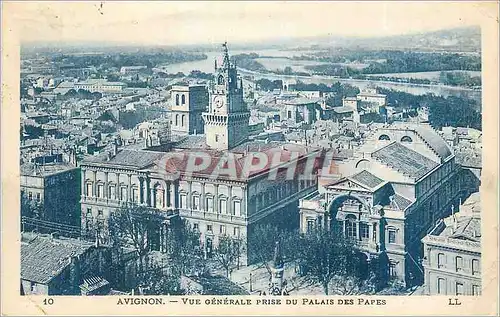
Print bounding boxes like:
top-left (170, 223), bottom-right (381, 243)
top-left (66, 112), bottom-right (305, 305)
top-left (192, 194), bottom-right (200, 210)
top-left (401, 136), bottom-right (413, 143)
top-left (378, 134), bottom-right (390, 141)
top-left (355, 159), bottom-right (370, 169)
top-left (181, 94), bottom-right (186, 105)
top-left (181, 115), bottom-right (185, 127)
top-left (437, 253), bottom-right (445, 268)
top-left (219, 198), bottom-right (227, 214)
top-left (218, 75), bottom-right (224, 85)
top-left (175, 114), bottom-right (179, 126)
top-left (175, 94), bottom-right (180, 106)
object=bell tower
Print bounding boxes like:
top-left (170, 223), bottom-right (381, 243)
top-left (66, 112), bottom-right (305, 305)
top-left (203, 42), bottom-right (250, 150)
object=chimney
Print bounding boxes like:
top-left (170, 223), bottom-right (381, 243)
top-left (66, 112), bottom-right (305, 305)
top-left (113, 139), bottom-right (118, 156)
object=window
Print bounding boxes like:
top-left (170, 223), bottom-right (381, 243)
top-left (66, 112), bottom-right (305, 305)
top-left (36, 193), bottom-right (41, 202)
top-left (181, 115), bottom-right (185, 127)
top-left (180, 194), bottom-right (187, 209)
top-left (132, 188), bottom-right (138, 202)
top-left (175, 94), bottom-right (179, 105)
top-left (234, 227), bottom-right (240, 236)
top-left (192, 196), bottom-right (200, 210)
top-left (206, 197), bottom-right (214, 212)
top-left (193, 223), bottom-right (199, 231)
top-left (437, 278), bottom-right (446, 294)
top-left (401, 136), bottom-right (413, 143)
top-left (389, 263), bottom-right (397, 277)
top-left (472, 285), bottom-right (480, 296)
top-left (306, 219), bottom-right (315, 233)
top-left (30, 281), bottom-right (36, 292)
top-left (438, 253), bottom-right (445, 268)
top-left (455, 256), bottom-right (463, 272)
top-left (455, 282), bottom-right (464, 295)
top-left (181, 94), bottom-right (186, 105)
top-left (207, 224), bottom-right (213, 232)
top-left (388, 229), bottom-right (396, 244)
top-left (109, 185), bottom-right (116, 199)
top-left (220, 225), bottom-right (226, 234)
top-left (97, 184), bottom-right (104, 198)
top-left (346, 218), bottom-right (357, 239)
top-left (232, 201), bottom-right (241, 216)
top-left (378, 134), bottom-right (390, 141)
top-left (360, 222), bottom-right (369, 239)
top-left (28, 192), bottom-right (33, 200)
top-left (219, 199), bottom-right (227, 214)
top-left (215, 134), bottom-right (220, 142)
top-left (120, 187), bottom-right (127, 201)
top-left (472, 259), bottom-right (480, 275)
top-left (287, 110), bottom-right (292, 119)
top-left (175, 114), bottom-right (179, 126)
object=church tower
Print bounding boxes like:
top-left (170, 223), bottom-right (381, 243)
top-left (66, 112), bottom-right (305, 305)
top-left (203, 43), bottom-right (250, 150)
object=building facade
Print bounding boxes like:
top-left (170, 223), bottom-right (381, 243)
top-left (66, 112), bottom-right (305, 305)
top-left (20, 160), bottom-right (81, 232)
top-left (170, 85), bottom-right (208, 135)
top-left (421, 192), bottom-right (481, 296)
top-left (299, 123), bottom-right (464, 287)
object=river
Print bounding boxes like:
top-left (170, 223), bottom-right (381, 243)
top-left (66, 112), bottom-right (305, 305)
top-left (162, 50), bottom-right (481, 103)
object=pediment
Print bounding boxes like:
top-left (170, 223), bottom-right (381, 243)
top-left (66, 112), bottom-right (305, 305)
top-left (327, 178), bottom-right (372, 192)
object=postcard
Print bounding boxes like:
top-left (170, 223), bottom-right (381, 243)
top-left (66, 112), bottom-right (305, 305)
top-left (1, 1), bottom-right (498, 316)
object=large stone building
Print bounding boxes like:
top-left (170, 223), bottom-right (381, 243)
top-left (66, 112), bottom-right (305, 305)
top-left (170, 85), bottom-right (208, 136)
top-left (20, 159), bottom-right (81, 232)
top-left (421, 192), bottom-right (481, 295)
top-left (299, 122), bottom-right (467, 287)
top-left (79, 44), bottom-right (321, 262)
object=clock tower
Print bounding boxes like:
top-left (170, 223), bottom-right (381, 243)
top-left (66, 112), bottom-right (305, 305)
top-left (203, 42), bottom-right (250, 150)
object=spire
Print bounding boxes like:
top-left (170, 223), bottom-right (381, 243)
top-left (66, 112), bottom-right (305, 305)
top-left (222, 41), bottom-right (230, 68)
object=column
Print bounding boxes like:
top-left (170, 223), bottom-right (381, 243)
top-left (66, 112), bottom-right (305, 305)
top-left (116, 172), bottom-right (121, 200)
top-left (127, 174), bottom-right (132, 202)
top-left (228, 185), bottom-right (233, 215)
top-left (104, 172), bottom-right (109, 198)
top-left (241, 187), bottom-right (247, 217)
top-left (214, 184), bottom-right (219, 213)
top-left (92, 170), bottom-right (97, 196)
top-left (146, 177), bottom-right (151, 207)
top-left (342, 220), bottom-right (346, 236)
top-left (166, 182), bottom-right (171, 208)
top-left (81, 169), bottom-right (86, 197)
top-left (188, 181), bottom-right (193, 210)
top-left (174, 181), bottom-right (179, 208)
top-left (369, 221), bottom-right (374, 242)
top-left (139, 177), bottom-right (144, 204)
top-left (200, 182), bottom-right (205, 211)
top-left (356, 220), bottom-right (360, 241)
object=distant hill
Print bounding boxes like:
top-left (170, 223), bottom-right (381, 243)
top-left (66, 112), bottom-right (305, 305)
top-left (290, 26), bottom-right (481, 52)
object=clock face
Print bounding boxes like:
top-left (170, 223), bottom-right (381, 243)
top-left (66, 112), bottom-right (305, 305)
top-left (215, 97), bottom-right (224, 108)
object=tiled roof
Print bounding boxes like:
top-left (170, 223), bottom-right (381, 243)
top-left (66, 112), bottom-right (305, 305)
top-left (371, 142), bottom-right (438, 180)
top-left (284, 97), bottom-right (321, 106)
top-left (83, 149), bottom-right (165, 169)
top-left (172, 135), bottom-right (208, 149)
top-left (21, 235), bottom-right (93, 284)
top-left (79, 275), bottom-right (110, 293)
top-left (350, 170), bottom-right (384, 189)
top-left (388, 194), bottom-right (413, 210)
top-left (333, 106), bottom-right (354, 114)
top-left (20, 162), bottom-right (77, 177)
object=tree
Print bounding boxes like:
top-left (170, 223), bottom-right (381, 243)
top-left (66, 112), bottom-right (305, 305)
top-left (247, 224), bottom-right (299, 277)
top-left (168, 219), bottom-right (207, 277)
top-left (297, 226), bottom-right (361, 295)
top-left (213, 234), bottom-right (242, 278)
top-left (139, 264), bottom-right (184, 295)
top-left (108, 203), bottom-right (161, 272)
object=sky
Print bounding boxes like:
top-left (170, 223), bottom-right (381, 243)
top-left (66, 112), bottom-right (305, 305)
top-left (5, 1), bottom-right (494, 45)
